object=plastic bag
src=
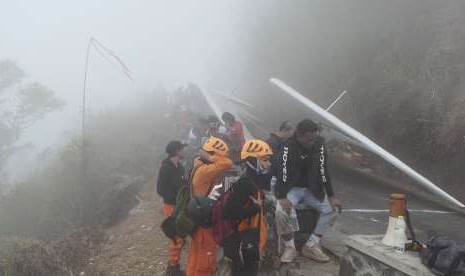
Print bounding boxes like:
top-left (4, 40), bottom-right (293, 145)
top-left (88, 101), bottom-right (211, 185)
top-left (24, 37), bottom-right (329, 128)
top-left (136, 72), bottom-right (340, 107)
top-left (289, 208), bottom-right (300, 232)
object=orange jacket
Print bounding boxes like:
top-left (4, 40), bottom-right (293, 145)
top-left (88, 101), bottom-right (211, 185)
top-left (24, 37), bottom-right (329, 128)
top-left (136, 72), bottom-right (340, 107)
top-left (237, 192), bottom-right (268, 255)
top-left (191, 155), bottom-right (233, 197)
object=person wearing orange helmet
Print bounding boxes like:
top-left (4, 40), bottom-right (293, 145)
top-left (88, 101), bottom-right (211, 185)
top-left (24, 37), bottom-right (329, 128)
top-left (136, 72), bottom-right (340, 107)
top-left (222, 139), bottom-right (273, 276)
top-left (186, 137), bottom-right (234, 276)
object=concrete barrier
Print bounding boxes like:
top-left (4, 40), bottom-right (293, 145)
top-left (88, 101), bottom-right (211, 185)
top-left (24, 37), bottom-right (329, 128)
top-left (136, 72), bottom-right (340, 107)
top-left (340, 235), bottom-right (434, 276)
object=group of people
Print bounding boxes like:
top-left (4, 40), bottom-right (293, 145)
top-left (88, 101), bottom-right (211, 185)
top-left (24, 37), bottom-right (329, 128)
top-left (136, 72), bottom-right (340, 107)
top-left (157, 115), bottom-right (341, 276)
top-left (185, 112), bottom-right (246, 169)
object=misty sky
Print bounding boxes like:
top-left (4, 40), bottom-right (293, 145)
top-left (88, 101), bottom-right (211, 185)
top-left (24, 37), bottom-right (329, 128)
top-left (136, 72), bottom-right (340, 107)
top-left (0, 0), bottom-right (256, 179)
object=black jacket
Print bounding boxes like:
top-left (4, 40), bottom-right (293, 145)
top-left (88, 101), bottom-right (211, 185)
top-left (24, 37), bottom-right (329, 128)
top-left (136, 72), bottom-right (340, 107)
top-left (156, 158), bottom-right (186, 205)
top-left (267, 133), bottom-right (284, 154)
top-left (223, 169), bottom-right (260, 221)
top-left (275, 135), bottom-right (334, 201)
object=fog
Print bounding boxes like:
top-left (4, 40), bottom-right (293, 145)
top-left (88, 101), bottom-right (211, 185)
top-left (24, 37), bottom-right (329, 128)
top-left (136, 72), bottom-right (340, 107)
top-left (2, 2), bottom-right (465, 273)
top-left (1, 1), bottom-right (465, 200)
top-left (1, 0), bottom-right (252, 179)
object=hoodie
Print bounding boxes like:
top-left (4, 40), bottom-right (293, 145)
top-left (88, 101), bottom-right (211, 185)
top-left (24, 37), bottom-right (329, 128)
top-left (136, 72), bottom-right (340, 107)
top-left (276, 135), bottom-right (334, 201)
top-left (156, 158), bottom-right (186, 205)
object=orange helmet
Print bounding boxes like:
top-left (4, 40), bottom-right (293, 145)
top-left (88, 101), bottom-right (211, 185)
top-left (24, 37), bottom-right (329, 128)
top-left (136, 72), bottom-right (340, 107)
top-left (202, 136), bottom-right (229, 156)
top-left (241, 140), bottom-right (273, 160)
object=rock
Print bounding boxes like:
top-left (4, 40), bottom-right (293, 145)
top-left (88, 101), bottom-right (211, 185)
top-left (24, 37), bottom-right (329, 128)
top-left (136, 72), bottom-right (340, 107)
top-left (96, 175), bottom-right (145, 227)
top-left (321, 223), bottom-right (347, 258)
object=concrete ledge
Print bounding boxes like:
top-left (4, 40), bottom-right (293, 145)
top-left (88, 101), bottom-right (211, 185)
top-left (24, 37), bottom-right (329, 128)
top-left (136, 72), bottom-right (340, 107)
top-left (341, 235), bottom-right (433, 276)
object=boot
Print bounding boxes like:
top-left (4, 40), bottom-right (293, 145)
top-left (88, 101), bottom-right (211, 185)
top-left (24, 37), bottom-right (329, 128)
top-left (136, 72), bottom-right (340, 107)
top-left (301, 244), bottom-right (330, 263)
top-left (165, 264), bottom-right (185, 276)
top-left (280, 246), bottom-right (297, 263)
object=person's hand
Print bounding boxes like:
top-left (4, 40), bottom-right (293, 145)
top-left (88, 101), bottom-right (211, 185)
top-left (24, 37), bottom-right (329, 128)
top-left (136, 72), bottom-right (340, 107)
top-left (257, 195), bottom-right (263, 206)
top-left (208, 183), bottom-right (223, 200)
top-left (249, 195), bottom-right (263, 206)
top-left (257, 196), bottom-right (263, 206)
top-left (279, 198), bottom-right (293, 214)
top-left (200, 150), bottom-right (214, 162)
top-left (329, 196), bottom-right (342, 213)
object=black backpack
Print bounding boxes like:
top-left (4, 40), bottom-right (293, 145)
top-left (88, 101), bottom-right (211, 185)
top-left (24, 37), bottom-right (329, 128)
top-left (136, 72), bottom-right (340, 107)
top-left (420, 231), bottom-right (465, 275)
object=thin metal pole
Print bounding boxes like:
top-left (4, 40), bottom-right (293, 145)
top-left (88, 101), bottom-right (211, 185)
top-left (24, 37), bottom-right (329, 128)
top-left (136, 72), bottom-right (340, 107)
top-left (326, 90), bottom-right (347, 111)
top-left (82, 38), bottom-right (93, 150)
top-left (81, 37), bottom-right (133, 148)
top-left (81, 38), bottom-right (93, 174)
top-left (213, 90), bottom-right (255, 109)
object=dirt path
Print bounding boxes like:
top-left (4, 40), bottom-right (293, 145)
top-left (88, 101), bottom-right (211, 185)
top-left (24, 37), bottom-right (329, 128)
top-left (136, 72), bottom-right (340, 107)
top-left (88, 192), bottom-right (184, 276)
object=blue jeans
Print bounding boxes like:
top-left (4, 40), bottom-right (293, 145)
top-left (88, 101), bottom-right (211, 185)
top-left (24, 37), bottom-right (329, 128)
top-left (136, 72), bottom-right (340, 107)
top-left (276, 187), bottom-right (333, 236)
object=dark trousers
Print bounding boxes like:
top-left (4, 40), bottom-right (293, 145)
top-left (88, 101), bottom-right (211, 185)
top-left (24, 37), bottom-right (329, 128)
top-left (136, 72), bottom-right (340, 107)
top-left (223, 230), bottom-right (260, 276)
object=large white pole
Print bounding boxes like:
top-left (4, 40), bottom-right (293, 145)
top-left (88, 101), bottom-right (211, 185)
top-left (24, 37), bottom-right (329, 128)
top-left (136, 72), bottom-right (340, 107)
top-left (198, 88), bottom-right (224, 124)
top-left (271, 78), bottom-right (465, 209)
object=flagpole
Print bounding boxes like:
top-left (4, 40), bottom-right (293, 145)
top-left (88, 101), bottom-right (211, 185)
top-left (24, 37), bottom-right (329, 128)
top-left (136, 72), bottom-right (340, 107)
top-left (81, 37), bottom-right (133, 175)
top-left (82, 38), bottom-right (93, 152)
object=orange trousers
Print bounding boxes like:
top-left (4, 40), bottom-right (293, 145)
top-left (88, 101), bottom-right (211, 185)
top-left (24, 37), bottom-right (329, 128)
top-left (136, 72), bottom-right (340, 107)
top-left (186, 227), bottom-right (218, 276)
top-left (163, 204), bottom-right (185, 266)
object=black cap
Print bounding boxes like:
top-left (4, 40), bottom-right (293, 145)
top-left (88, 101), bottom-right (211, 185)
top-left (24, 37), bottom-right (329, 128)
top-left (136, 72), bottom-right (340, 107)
top-left (221, 112), bottom-right (235, 123)
top-left (206, 115), bottom-right (219, 124)
top-left (165, 140), bottom-right (187, 156)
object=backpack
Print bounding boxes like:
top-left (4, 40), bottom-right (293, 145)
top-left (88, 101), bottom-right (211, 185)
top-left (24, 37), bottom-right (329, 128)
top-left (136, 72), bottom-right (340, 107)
top-left (187, 195), bottom-right (215, 228)
top-left (173, 185), bottom-right (197, 238)
top-left (420, 232), bottom-right (465, 275)
top-left (172, 165), bottom-right (201, 238)
top-left (212, 185), bottom-right (237, 246)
